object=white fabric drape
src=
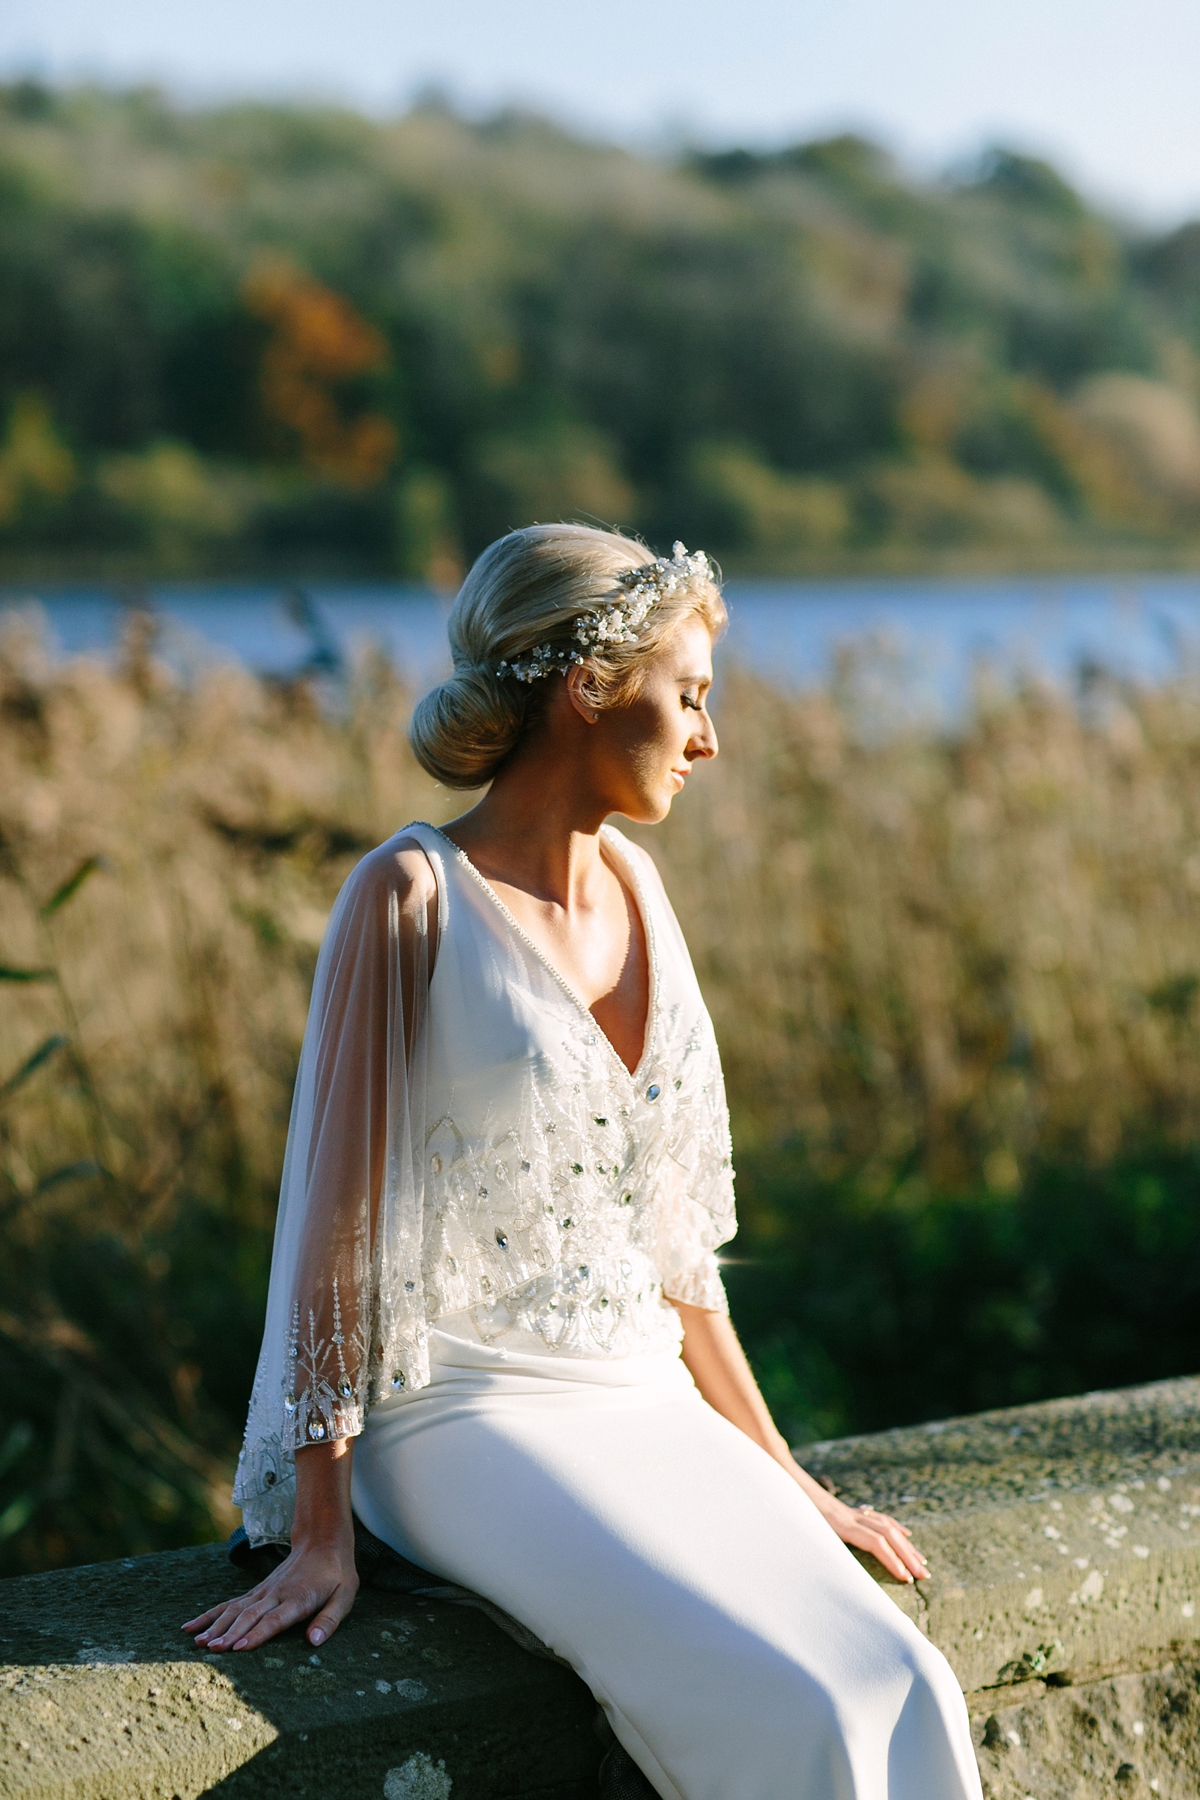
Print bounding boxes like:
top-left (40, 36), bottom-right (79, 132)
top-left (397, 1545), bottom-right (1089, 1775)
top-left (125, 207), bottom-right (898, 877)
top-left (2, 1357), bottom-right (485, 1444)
top-left (234, 835), bottom-right (437, 1543)
top-left (234, 823), bottom-right (737, 1546)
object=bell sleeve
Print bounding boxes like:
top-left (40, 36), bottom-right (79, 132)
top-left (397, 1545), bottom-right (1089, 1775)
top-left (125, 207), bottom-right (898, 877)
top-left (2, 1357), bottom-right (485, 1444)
top-left (233, 833), bottom-right (437, 1545)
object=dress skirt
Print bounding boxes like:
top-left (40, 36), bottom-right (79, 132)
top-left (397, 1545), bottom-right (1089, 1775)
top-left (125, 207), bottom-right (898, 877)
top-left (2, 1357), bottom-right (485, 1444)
top-left (351, 1329), bottom-right (982, 1800)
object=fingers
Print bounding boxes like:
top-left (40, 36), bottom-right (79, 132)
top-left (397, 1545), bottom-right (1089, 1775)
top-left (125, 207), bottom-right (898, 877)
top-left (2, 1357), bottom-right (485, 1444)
top-left (187, 1551), bottom-right (360, 1653)
top-left (196, 1597), bottom-right (277, 1650)
top-left (226, 1592), bottom-right (320, 1652)
top-left (840, 1507), bottom-right (931, 1583)
top-left (182, 1602), bottom-right (229, 1633)
top-left (303, 1577), bottom-right (359, 1649)
top-left (183, 1574), bottom-right (274, 1635)
top-left (860, 1528), bottom-right (913, 1583)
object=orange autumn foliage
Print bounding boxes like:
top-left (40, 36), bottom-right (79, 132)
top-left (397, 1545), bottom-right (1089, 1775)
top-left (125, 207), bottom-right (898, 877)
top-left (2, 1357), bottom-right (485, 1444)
top-left (243, 257), bottom-right (397, 487)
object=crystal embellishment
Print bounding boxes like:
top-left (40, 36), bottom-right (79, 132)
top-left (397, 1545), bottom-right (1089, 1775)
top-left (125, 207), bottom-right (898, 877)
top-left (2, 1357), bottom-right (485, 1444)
top-left (496, 1229), bottom-right (509, 1250)
top-left (496, 543), bottom-right (714, 682)
top-left (646, 1083), bottom-right (661, 1102)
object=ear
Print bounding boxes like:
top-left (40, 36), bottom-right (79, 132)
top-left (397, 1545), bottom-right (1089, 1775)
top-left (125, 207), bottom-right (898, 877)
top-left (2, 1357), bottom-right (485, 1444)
top-left (564, 662), bottom-right (601, 725)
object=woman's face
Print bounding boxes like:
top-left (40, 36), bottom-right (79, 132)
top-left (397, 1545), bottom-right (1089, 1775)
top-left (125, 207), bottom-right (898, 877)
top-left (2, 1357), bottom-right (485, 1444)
top-left (587, 616), bottom-right (719, 823)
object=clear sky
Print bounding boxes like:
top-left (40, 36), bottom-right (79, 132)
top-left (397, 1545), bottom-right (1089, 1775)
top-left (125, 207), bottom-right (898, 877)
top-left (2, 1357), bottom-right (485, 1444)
top-left (3, 0), bottom-right (1198, 225)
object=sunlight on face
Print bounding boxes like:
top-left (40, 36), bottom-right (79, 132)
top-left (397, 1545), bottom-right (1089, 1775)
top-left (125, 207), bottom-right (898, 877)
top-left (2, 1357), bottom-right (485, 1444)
top-left (599, 617), bottom-right (719, 825)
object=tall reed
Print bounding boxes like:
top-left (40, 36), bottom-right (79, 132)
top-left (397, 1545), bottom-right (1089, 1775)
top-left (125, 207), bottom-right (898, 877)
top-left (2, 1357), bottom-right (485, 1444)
top-left (5, 610), bottom-right (1200, 1567)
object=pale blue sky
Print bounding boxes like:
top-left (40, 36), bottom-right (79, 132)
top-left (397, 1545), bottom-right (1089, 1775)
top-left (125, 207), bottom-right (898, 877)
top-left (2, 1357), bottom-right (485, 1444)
top-left (3, 0), bottom-right (1198, 224)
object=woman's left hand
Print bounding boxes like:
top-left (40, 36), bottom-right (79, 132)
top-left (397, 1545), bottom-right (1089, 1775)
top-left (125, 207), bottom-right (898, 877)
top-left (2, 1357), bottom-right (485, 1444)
top-left (803, 1485), bottom-right (929, 1584)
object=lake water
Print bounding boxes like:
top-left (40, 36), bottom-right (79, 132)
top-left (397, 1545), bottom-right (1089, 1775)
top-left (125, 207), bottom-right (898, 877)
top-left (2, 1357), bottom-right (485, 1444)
top-left (5, 572), bottom-right (1200, 720)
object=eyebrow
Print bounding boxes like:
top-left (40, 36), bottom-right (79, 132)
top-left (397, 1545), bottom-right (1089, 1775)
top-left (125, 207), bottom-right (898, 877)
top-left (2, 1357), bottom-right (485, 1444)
top-left (676, 671), bottom-right (712, 683)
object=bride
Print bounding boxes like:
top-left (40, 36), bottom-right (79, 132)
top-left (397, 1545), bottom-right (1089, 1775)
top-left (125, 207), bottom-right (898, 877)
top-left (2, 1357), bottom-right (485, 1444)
top-left (185, 524), bottom-right (982, 1800)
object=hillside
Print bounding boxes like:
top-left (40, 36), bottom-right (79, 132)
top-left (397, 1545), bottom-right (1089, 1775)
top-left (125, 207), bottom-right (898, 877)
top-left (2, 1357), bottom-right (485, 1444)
top-left (2, 82), bottom-right (1200, 577)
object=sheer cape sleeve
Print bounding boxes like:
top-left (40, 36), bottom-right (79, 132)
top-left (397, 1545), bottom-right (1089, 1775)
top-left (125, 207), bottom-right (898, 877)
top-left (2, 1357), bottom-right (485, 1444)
top-left (233, 831), bottom-right (437, 1545)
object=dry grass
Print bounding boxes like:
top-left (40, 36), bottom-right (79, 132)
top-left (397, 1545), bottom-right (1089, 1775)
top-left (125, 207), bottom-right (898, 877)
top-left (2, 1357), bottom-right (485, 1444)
top-left (642, 658), bottom-right (1200, 1191)
top-left (6, 612), bottom-right (1200, 1564)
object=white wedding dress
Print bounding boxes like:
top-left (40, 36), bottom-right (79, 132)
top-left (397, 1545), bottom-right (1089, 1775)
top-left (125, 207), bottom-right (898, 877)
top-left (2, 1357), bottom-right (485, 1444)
top-left (235, 821), bottom-right (982, 1800)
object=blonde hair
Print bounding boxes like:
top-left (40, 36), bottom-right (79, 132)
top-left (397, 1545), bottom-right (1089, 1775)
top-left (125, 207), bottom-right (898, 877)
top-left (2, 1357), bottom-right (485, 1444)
top-left (409, 523), bottom-right (726, 788)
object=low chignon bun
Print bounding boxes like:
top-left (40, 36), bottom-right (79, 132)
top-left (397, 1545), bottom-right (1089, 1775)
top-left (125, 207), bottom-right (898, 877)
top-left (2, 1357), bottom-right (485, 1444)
top-left (408, 522), bottom-right (725, 789)
top-left (408, 663), bottom-right (528, 789)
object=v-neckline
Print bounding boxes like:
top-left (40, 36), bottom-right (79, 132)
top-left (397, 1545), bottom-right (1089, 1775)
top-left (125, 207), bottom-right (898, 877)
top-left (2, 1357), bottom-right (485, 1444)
top-left (419, 821), bottom-right (659, 1085)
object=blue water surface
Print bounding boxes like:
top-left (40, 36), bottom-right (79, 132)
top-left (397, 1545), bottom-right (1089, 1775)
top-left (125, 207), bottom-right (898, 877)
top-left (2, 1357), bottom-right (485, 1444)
top-left (4, 572), bottom-right (1200, 720)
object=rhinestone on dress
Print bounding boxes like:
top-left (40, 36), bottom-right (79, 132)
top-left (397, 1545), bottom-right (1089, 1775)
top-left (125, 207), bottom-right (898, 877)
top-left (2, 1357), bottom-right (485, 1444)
top-left (405, 1279), bottom-right (416, 1292)
top-left (495, 1229), bottom-right (509, 1250)
top-left (264, 1470), bottom-right (277, 1486)
top-left (331, 1332), bottom-right (344, 1346)
top-left (284, 1391), bottom-right (297, 1412)
top-left (337, 1378), bottom-right (353, 1399)
top-left (478, 1186), bottom-right (489, 1198)
top-left (621, 1192), bottom-right (633, 1205)
top-left (308, 1420), bottom-right (326, 1441)
top-left (391, 1371), bottom-right (406, 1391)
top-left (521, 1160), bottom-right (531, 1173)
top-left (571, 1162), bottom-right (584, 1174)
top-left (594, 1116), bottom-right (608, 1126)
top-left (562, 1216), bottom-right (574, 1228)
top-left (578, 1264), bottom-right (589, 1277)
top-left (646, 1084), bottom-right (661, 1101)
top-left (430, 1153), bottom-right (443, 1173)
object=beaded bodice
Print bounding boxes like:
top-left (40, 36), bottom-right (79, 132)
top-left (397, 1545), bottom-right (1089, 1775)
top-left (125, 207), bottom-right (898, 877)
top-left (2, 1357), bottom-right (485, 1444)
top-left (416, 823), bottom-right (734, 1359)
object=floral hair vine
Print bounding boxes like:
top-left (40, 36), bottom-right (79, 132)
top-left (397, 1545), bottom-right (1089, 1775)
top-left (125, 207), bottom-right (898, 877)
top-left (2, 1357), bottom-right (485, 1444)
top-left (496, 542), bottom-right (713, 684)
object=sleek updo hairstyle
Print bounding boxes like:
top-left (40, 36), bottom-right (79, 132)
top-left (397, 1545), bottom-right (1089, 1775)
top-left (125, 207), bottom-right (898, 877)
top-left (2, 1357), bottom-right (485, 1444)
top-left (409, 523), bottom-right (726, 789)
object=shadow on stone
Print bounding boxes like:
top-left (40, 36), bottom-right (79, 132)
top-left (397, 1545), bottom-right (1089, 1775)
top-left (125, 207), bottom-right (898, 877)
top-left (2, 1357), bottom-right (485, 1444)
top-left (0, 1541), bottom-right (602, 1798)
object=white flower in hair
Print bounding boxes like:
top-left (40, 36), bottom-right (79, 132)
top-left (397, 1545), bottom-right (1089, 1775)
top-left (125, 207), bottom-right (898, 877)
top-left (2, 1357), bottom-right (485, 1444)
top-left (497, 543), bottom-right (713, 683)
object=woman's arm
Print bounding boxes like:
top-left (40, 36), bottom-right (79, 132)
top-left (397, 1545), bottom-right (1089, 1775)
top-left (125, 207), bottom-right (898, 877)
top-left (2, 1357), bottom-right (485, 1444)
top-left (183, 1438), bottom-right (359, 1652)
top-left (672, 1301), bottom-right (928, 1585)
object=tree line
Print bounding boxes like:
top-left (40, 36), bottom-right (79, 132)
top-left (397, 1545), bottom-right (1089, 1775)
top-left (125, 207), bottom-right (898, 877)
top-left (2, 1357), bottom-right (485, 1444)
top-left (1, 81), bottom-right (1200, 577)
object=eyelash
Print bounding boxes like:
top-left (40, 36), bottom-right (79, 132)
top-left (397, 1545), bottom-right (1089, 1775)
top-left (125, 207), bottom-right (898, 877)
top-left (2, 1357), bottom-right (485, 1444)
top-left (681, 692), bottom-right (702, 711)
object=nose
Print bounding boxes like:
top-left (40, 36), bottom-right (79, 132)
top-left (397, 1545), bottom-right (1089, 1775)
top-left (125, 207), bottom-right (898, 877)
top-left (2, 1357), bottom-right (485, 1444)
top-left (687, 709), bottom-right (718, 762)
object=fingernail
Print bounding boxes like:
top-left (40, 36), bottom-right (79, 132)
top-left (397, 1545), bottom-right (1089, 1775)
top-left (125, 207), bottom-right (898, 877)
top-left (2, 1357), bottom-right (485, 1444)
top-left (310, 1628), bottom-right (325, 1646)
top-left (233, 1638), bottom-right (249, 1651)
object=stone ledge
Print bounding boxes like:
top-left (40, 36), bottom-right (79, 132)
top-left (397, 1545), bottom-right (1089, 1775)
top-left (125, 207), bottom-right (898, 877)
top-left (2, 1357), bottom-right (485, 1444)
top-left (799, 1372), bottom-right (1200, 1797)
top-left (3, 1374), bottom-right (1200, 1798)
top-left (799, 1372), bottom-right (1200, 1699)
top-left (0, 1543), bottom-right (600, 1799)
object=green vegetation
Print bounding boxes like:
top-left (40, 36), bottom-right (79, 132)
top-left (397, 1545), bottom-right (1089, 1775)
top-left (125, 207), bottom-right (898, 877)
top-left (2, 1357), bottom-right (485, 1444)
top-left (3, 82), bottom-right (1200, 577)
top-left (7, 619), bottom-right (1200, 1569)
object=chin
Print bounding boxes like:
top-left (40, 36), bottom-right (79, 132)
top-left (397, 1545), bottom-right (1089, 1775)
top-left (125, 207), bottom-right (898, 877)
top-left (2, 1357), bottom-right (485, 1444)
top-left (616, 790), bottom-right (673, 826)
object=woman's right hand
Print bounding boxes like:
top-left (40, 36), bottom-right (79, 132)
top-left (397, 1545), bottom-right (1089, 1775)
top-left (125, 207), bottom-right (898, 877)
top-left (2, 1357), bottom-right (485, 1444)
top-left (183, 1532), bottom-right (359, 1652)
top-left (183, 1435), bottom-right (360, 1652)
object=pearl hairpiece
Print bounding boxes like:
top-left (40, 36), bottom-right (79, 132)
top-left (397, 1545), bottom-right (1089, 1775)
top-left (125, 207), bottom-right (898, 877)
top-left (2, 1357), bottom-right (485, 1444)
top-left (496, 542), bottom-right (713, 684)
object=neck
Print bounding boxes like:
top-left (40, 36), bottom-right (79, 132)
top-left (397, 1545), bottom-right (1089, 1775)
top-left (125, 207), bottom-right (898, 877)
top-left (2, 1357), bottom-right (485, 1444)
top-left (441, 735), bottom-right (614, 910)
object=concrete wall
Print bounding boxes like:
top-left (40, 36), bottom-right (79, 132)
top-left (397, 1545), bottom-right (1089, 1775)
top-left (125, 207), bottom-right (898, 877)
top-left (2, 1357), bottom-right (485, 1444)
top-left (5, 1373), bottom-right (1200, 1797)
